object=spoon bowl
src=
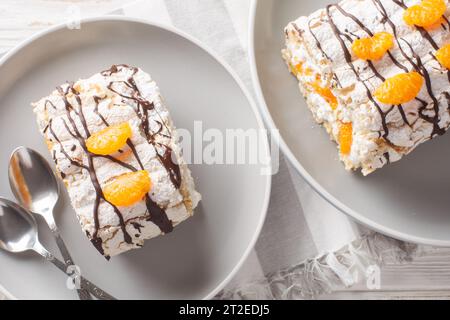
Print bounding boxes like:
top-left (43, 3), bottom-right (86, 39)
top-left (8, 147), bottom-right (93, 299)
top-left (8, 146), bottom-right (59, 216)
top-left (0, 198), bottom-right (38, 253)
top-left (0, 198), bottom-right (115, 299)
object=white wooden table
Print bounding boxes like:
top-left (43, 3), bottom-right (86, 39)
top-left (1, 0), bottom-right (450, 300)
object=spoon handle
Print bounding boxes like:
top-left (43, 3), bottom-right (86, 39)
top-left (49, 224), bottom-right (92, 300)
top-left (33, 243), bottom-right (117, 300)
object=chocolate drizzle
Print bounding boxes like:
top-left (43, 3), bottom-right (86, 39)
top-left (44, 99), bottom-right (57, 111)
top-left (94, 90), bottom-right (173, 234)
top-left (443, 16), bottom-right (450, 29)
top-left (131, 222), bottom-right (144, 233)
top-left (335, 2), bottom-right (407, 74)
top-left (383, 152), bottom-right (390, 164)
top-left (392, 0), bottom-right (439, 50)
top-left (398, 105), bottom-right (410, 126)
top-left (59, 85), bottom-right (133, 248)
top-left (306, 21), bottom-right (331, 61)
top-left (319, 1), bottom-right (448, 145)
top-left (333, 3), bottom-right (421, 130)
top-left (157, 148), bottom-right (181, 189)
top-left (325, 5), bottom-right (392, 143)
top-left (373, 0), bottom-right (447, 133)
top-left (444, 92), bottom-right (450, 113)
top-left (391, 0), bottom-right (450, 132)
top-left (105, 65), bottom-right (182, 190)
top-left (48, 65), bottom-right (182, 255)
top-left (93, 95), bottom-right (109, 125)
top-left (371, 0), bottom-right (410, 73)
top-left (400, 39), bottom-right (445, 136)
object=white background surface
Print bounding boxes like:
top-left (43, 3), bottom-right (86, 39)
top-left (0, 0), bottom-right (449, 299)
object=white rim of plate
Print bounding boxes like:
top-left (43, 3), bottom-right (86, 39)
top-left (0, 15), bottom-right (272, 300)
top-left (0, 284), bottom-right (16, 300)
top-left (248, 0), bottom-right (450, 247)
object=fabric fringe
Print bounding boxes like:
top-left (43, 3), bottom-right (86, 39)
top-left (215, 232), bottom-right (426, 300)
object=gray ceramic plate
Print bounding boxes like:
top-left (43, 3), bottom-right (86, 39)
top-left (0, 17), bottom-right (271, 299)
top-left (250, 0), bottom-right (450, 245)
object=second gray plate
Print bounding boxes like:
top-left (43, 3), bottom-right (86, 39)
top-left (250, 0), bottom-right (450, 245)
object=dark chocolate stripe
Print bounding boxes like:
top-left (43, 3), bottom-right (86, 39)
top-left (131, 222), bottom-right (144, 233)
top-left (392, 0), bottom-right (439, 50)
top-left (398, 105), bottom-right (411, 126)
top-left (392, 0), bottom-right (450, 89)
top-left (306, 20), bottom-right (331, 61)
top-left (44, 99), bottom-right (57, 111)
top-left (70, 86), bottom-right (91, 137)
top-left (93, 96), bottom-right (109, 126)
top-left (334, 3), bottom-right (373, 35)
top-left (108, 67), bottom-right (182, 189)
top-left (48, 120), bottom-right (87, 170)
top-left (332, 4), bottom-right (396, 81)
top-left (371, 0), bottom-right (412, 72)
top-left (96, 154), bottom-right (138, 172)
top-left (400, 39), bottom-right (445, 136)
top-left (49, 65), bottom-right (181, 255)
top-left (90, 93), bottom-right (173, 234)
top-left (336, 1), bottom-right (409, 72)
top-left (333, 2), bottom-right (426, 126)
top-left (57, 84), bottom-right (133, 252)
top-left (325, 5), bottom-right (392, 142)
top-left (444, 16), bottom-right (450, 29)
top-left (444, 92), bottom-right (450, 113)
top-left (373, 0), bottom-right (446, 135)
top-left (337, 4), bottom-right (407, 73)
top-left (383, 152), bottom-right (390, 164)
top-left (305, 19), bottom-right (343, 86)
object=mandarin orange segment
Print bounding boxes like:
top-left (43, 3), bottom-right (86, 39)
top-left (373, 71), bottom-right (423, 104)
top-left (294, 63), bottom-right (303, 75)
top-left (352, 32), bottom-right (394, 61)
top-left (303, 67), bottom-right (313, 76)
top-left (403, 0), bottom-right (446, 28)
top-left (309, 81), bottom-right (338, 110)
top-left (339, 122), bottom-right (353, 155)
top-left (289, 62), bottom-right (303, 76)
top-left (103, 170), bottom-right (151, 207)
top-left (424, 17), bottom-right (446, 31)
top-left (86, 122), bottom-right (132, 155)
top-left (436, 44), bottom-right (450, 69)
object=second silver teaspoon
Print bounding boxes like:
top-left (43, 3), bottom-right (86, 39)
top-left (8, 146), bottom-right (91, 300)
top-left (0, 198), bottom-right (116, 300)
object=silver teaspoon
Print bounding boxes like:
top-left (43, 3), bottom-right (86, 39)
top-left (0, 198), bottom-right (116, 300)
top-left (8, 146), bottom-right (91, 300)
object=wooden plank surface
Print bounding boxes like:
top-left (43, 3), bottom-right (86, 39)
top-left (1, 0), bottom-right (450, 300)
top-left (0, 0), bottom-right (135, 53)
top-left (321, 247), bottom-right (450, 299)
